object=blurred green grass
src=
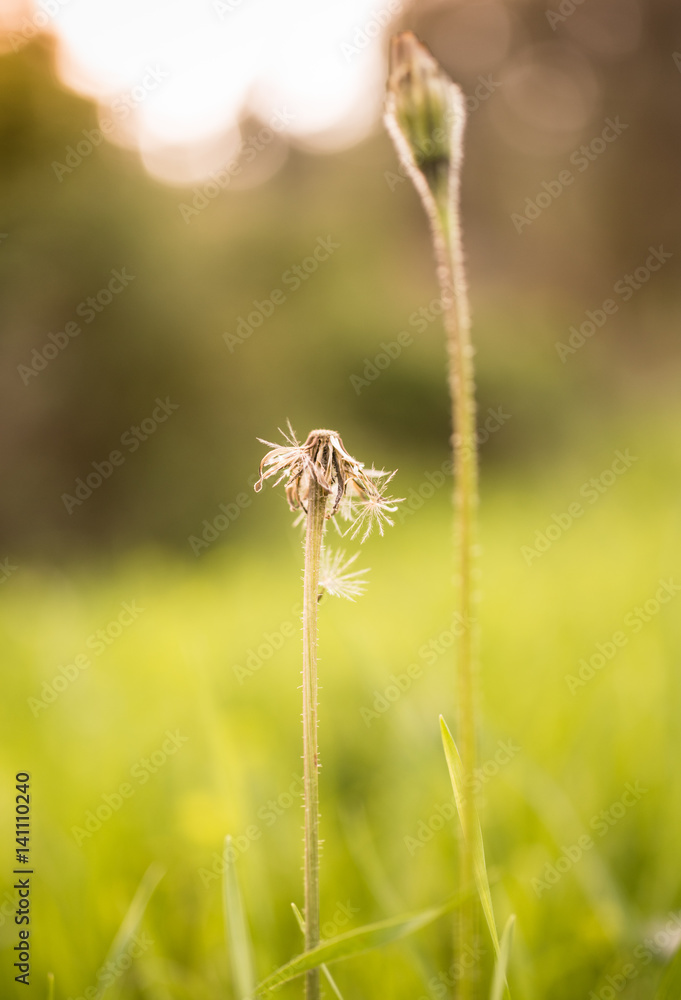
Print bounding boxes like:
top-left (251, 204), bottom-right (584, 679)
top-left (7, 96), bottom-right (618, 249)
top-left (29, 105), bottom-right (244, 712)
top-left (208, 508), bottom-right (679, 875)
top-left (1, 401), bottom-right (680, 1000)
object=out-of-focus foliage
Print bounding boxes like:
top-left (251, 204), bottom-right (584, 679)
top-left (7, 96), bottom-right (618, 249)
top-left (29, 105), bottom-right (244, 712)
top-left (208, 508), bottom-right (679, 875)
top-left (0, 0), bottom-right (680, 557)
top-left (1, 429), bottom-right (680, 998)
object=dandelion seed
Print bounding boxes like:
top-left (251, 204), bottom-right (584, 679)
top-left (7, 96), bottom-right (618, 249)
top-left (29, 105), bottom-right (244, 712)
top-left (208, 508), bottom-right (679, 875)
top-left (318, 549), bottom-right (369, 602)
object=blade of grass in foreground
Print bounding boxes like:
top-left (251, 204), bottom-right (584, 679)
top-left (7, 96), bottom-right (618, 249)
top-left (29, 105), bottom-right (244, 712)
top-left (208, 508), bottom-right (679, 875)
top-left (223, 835), bottom-right (256, 1000)
top-left (292, 903), bottom-right (345, 1000)
top-left (254, 889), bottom-right (471, 995)
top-left (98, 862), bottom-right (165, 999)
top-left (654, 941), bottom-right (681, 1000)
top-left (440, 716), bottom-right (501, 957)
top-left (489, 915), bottom-right (515, 1000)
top-left (46, 972), bottom-right (54, 1000)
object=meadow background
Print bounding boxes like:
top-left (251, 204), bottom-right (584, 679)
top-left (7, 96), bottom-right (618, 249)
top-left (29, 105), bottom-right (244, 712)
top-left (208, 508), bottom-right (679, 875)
top-left (1, 1), bottom-right (680, 998)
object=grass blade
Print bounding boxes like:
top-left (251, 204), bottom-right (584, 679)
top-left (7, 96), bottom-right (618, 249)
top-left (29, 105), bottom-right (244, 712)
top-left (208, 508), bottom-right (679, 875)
top-left (291, 903), bottom-right (345, 1000)
top-left (47, 972), bottom-right (55, 1000)
top-left (223, 835), bottom-right (256, 1000)
top-left (490, 914), bottom-right (515, 1000)
top-left (255, 889), bottom-right (470, 995)
top-left (440, 715), bottom-right (501, 956)
top-left (291, 902), bottom-right (305, 933)
top-left (98, 862), bottom-right (165, 999)
top-left (654, 941), bottom-right (681, 1000)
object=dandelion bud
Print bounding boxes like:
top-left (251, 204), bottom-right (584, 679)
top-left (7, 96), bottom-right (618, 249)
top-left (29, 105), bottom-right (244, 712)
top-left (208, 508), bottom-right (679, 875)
top-left (385, 31), bottom-right (466, 223)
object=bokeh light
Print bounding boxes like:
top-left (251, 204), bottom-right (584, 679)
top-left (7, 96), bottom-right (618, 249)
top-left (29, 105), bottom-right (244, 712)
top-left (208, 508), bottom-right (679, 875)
top-left (2, 0), bottom-right (400, 183)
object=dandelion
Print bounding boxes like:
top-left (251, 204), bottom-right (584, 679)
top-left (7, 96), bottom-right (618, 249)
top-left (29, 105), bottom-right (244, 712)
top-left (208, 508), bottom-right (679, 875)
top-left (386, 32), bottom-right (480, 1000)
top-left (255, 425), bottom-right (402, 536)
top-left (255, 426), bottom-right (400, 1000)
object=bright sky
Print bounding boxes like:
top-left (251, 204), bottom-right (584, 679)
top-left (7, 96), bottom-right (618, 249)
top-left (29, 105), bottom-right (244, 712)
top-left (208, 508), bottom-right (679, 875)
top-left (4, 0), bottom-right (404, 183)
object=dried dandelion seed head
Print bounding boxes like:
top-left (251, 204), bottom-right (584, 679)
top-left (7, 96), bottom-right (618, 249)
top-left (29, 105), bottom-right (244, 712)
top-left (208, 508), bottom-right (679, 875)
top-left (254, 424), bottom-right (402, 542)
top-left (385, 31), bottom-right (466, 225)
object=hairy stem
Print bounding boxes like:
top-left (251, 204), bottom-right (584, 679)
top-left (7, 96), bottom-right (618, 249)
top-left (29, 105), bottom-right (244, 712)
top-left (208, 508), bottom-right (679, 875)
top-left (302, 479), bottom-right (326, 1000)
top-left (384, 31), bottom-right (481, 996)
top-left (434, 205), bottom-right (480, 997)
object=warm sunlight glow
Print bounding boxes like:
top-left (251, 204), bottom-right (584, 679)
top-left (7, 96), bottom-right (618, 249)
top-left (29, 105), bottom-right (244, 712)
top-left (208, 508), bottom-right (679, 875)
top-left (9, 0), bottom-right (402, 184)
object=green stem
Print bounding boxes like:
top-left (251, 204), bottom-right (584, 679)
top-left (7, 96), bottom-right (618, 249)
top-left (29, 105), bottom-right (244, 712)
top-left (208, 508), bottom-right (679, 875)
top-left (434, 206), bottom-right (480, 999)
top-left (302, 479), bottom-right (326, 1000)
top-left (384, 32), bottom-right (480, 992)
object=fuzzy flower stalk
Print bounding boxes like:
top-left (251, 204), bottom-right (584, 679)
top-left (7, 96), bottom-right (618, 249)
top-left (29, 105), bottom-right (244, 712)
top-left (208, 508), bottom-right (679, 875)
top-left (255, 427), bottom-right (401, 1000)
top-left (386, 32), bottom-right (480, 999)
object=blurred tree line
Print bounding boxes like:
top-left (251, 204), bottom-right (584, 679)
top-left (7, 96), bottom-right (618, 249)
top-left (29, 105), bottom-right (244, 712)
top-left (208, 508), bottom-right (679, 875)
top-left (0, 0), bottom-right (679, 559)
